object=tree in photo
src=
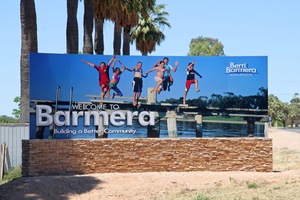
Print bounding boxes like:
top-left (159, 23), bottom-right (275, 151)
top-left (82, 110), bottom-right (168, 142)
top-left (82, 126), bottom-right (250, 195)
top-left (188, 36), bottom-right (225, 56)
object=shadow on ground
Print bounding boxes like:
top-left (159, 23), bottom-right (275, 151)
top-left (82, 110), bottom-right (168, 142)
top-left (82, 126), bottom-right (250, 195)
top-left (0, 175), bottom-right (102, 200)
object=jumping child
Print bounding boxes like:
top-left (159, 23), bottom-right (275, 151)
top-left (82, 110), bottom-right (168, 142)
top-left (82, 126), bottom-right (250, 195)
top-left (146, 60), bottom-right (171, 94)
top-left (107, 58), bottom-right (126, 98)
top-left (119, 60), bottom-right (147, 106)
top-left (81, 55), bottom-right (115, 100)
top-left (183, 60), bottom-right (202, 105)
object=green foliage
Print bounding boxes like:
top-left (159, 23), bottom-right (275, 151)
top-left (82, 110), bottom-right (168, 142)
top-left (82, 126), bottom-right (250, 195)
top-left (193, 194), bottom-right (210, 200)
top-left (188, 36), bottom-right (225, 56)
top-left (246, 181), bottom-right (261, 189)
top-left (1, 166), bottom-right (22, 185)
top-left (0, 115), bottom-right (19, 123)
top-left (0, 96), bottom-right (20, 123)
top-left (160, 87), bottom-right (268, 110)
top-left (12, 96), bottom-right (21, 119)
top-left (130, 3), bottom-right (171, 55)
top-left (269, 93), bottom-right (300, 127)
top-left (290, 93), bottom-right (300, 104)
top-left (268, 94), bottom-right (287, 125)
top-left (272, 120), bottom-right (284, 127)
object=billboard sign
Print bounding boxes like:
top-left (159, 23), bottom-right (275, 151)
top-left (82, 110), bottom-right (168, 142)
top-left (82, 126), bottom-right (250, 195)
top-left (30, 53), bottom-right (268, 139)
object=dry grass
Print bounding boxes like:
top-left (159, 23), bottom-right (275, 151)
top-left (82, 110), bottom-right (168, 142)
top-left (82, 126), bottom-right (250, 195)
top-left (152, 148), bottom-right (300, 200)
top-left (152, 175), bottom-right (300, 200)
top-left (273, 148), bottom-right (300, 171)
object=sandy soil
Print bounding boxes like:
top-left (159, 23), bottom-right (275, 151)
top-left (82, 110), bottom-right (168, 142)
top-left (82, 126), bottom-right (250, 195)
top-left (1, 128), bottom-right (300, 200)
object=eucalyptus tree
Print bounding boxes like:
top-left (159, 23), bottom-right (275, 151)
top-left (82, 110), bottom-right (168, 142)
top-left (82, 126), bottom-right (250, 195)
top-left (288, 93), bottom-right (300, 127)
top-left (268, 94), bottom-right (286, 127)
top-left (131, 3), bottom-right (171, 55)
top-left (188, 36), bottom-right (225, 56)
top-left (20, 0), bottom-right (38, 123)
top-left (66, 0), bottom-right (79, 53)
top-left (208, 94), bottom-right (223, 108)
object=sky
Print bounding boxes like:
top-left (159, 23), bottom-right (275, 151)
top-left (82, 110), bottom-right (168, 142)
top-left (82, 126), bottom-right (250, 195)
top-left (1, 0), bottom-right (300, 117)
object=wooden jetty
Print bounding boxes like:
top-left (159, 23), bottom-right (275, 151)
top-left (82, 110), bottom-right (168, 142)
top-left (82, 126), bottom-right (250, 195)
top-left (30, 88), bottom-right (268, 139)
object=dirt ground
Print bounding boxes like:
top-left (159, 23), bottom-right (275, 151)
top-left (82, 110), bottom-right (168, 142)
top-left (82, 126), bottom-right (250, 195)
top-left (1, 128), bottom-right (300, 200)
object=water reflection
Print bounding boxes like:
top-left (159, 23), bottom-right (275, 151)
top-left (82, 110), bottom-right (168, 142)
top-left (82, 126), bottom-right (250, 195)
top-left (108, 120), bottom-right (265, 138)
top-left (30, 113), bottom-right (265, 139)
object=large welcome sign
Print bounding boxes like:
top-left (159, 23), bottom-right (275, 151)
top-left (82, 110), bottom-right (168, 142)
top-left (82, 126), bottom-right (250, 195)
top-left (29, 53), bottom-right (268, 139)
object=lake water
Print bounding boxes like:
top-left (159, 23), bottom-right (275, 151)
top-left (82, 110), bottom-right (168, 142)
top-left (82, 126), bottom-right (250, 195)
top-left (107, 120), bottom-right (265, 138)
top-left (30, 113), bottom-right (265, 139)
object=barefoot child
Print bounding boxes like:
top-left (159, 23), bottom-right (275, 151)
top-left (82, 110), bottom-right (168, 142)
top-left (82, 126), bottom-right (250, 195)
top-left (183, 60), bottom-right (202, 105)
top-left (81, 55), bottom-right (115, 100)
top-left (107, 59), bottom-right (126, 98)
top-left (119, 60), bottom-right (147, 106)
top-left (146, 60), bottom-right (171, 94)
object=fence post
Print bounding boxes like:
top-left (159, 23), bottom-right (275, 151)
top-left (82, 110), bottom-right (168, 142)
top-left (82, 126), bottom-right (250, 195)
top-left (0, 143), bottom-right (6, 181)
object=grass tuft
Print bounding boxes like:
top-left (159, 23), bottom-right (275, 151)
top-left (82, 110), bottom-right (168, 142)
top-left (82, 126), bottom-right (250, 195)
top-left (1, 165), bottom-right (22, 184)
top-left (246, 181), bottom-right (260, 189)
top-left (194, 194), bottom-right (210, 200)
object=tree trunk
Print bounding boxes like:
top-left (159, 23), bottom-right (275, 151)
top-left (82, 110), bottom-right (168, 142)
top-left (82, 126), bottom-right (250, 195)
top-left (66, 0), bottom-right (78, 54)
top-left (122, 26), bottom-right (131, 55)
top-left (94, 19), bottom-right (104, 55)
top-left (83, 0), bottom-right (93, 54)
top-left (113, 23), bottom-right (122, 55)
top-left (20, 0), bottom-right (38, 123)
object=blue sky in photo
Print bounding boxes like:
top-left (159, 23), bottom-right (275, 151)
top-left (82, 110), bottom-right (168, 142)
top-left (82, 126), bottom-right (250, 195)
top-left (30, 53), bottom-right (267, 103)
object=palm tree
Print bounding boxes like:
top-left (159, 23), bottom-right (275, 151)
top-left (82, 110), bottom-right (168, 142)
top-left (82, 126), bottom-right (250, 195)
top-left (122, 25), bottom-right (131, 55)
top-left (94, 19), bottom-right (104, 54)
top-left (20, 0), bottom-right (38, 123)
top-left (131, 4), bottom-right (170, 55)
top-left (66, 0), bottom-right (78, 53)
top-left (83, 0), bottom-right (94, 54)
top-left (118, 0), bottom-right (156, 55)
top-left (93, 0), bottom-right (155, 55)
top-left (93, 0), bottom-right (111, 54)
top-left (113, 23), bottom-right (122, 55)
top-left (94, 0), bottom-right (139, 55)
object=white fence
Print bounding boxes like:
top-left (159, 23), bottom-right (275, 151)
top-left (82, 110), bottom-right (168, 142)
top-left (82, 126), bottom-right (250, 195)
top-left (0, 124), bottom-right (29, 172)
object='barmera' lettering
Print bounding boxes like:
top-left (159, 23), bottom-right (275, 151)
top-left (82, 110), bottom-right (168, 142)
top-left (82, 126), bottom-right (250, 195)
top-left (36, 105), bottom-right (155, 127)
top-left (226, 67), bottom-right (257, 73)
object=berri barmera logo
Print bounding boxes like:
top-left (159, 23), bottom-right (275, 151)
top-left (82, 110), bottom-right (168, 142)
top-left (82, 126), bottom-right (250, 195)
top-left (226, 62), bottom-right (257, 76)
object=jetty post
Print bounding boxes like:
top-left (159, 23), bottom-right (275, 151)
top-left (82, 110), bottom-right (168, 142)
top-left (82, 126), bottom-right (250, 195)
top-left (246, 117), bottom-right (255, 137)
top-left (147, 115), bottom-right (160, 138)
top-left (96, 115), bottom-right (108, 138)
top-left (147, 88), bottom-right (157, 104)
top-left (195, 114), bottom-right (203, 137)
top-left (166, 110), bottom-right (178, 138)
